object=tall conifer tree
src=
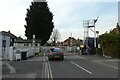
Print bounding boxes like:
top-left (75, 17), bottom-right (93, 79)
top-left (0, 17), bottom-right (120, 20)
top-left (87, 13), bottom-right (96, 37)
top-left (24, 1), bottom-right (54, 45)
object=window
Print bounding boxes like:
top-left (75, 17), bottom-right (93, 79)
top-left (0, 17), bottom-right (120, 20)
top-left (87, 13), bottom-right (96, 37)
top-left (2, 40), bottom-right (6, 47)
top-left (50, 48), bottom-right (62, 52)
top-left (24, 44), bottom-right (26, 46)
top-left (24, 43), bottom-right (29, 46)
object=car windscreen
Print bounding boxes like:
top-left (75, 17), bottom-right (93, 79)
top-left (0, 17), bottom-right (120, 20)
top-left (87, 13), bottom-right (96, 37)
top-left (50, 48), bottom-right (62, 52)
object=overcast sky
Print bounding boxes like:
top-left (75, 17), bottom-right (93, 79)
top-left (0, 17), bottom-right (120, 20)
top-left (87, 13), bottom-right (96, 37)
top-left (0, 0), bottom-right (119, 41)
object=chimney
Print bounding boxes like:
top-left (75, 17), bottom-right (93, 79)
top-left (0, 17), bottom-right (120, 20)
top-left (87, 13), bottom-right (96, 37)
top-left (116, 23), bottom-right (119, 28)
top-left (8, 30), bottom-right (10, 33)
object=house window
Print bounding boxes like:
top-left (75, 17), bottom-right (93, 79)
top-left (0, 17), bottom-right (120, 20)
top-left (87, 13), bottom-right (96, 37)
top-left (27, 43), bottom-right (29, 46)
top-left (24, 44), bottom-right (26, 46)
top-left (2, 40), bottom-right (6, 47)
top-left (10, 38), bottom-right (13, 46)
top-left (24, 43), bottom-right (29, 47)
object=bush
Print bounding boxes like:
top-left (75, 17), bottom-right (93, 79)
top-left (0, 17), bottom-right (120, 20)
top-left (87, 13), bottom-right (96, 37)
top-left (99, 31), bottom-right (120, 58)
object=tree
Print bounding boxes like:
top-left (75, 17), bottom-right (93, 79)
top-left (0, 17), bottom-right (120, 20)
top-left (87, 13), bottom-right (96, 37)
top-left (24, 1), bottom-right (54, 45)
top-left (50, 29), bottom-right (60, 46)
top-left (99, 28), bottom-right (120, 58)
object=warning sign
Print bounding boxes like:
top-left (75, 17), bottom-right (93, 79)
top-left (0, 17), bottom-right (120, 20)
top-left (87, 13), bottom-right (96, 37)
top-left (16, 50), bottom-right (21, 54)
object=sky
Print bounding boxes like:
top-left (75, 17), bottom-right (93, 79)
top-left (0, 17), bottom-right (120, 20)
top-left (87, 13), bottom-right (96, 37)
top-left (0, 0), bottom-right (119, 42)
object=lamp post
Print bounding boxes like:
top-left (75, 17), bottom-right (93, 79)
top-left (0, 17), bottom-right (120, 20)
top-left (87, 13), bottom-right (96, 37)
top-left (93, 17), bottom-right (99, 55)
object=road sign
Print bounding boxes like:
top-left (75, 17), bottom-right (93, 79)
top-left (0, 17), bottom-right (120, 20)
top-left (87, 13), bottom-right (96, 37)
top-left (16, 50), bottom-right (21, 54)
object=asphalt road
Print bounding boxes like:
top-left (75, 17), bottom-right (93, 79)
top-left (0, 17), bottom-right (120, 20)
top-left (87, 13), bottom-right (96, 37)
top-left (45, 53), bottom-right (119, 79)
top-left (43, 53), bottom-right (119, 80)
top-left (1, 52), bottom-right (119, 80)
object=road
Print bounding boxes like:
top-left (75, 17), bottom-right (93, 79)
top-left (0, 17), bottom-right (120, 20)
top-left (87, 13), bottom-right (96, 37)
top-left (1, 52), bottom-right (119, 80)
top-left (44, 52), bottom-right (119, 79)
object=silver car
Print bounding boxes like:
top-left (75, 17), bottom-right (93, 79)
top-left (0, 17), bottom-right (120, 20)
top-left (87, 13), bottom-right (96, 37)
top-left (48, 48), bottom-right (64, 61)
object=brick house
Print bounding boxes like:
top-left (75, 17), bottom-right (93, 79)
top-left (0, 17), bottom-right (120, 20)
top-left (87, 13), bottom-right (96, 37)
top-left (63, 37), bottom-right (82, 46)
top-left (112, 23), bottom-right (120, 33)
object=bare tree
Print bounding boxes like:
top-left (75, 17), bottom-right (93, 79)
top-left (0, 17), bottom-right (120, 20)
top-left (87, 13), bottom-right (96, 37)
top-left (50, 29), bottom-right (60, 46)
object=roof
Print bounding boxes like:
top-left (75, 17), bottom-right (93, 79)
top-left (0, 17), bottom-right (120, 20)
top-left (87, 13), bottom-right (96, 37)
top-left (64, 37), bottom-right (76, 42)
top-left (0, 31), bottom-right (17, 39)
top-left (112, 23), bottom-right (120, 33)
top-left (14, 39), bottom-right (42, 43)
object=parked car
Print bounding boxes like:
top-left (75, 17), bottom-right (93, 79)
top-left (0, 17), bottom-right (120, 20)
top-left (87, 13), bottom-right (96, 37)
top-left (48, 48), bottom-right (64, 61)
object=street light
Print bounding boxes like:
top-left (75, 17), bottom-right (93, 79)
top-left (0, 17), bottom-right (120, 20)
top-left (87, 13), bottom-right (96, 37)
top-left (93, 17), bottom-right (99, 55)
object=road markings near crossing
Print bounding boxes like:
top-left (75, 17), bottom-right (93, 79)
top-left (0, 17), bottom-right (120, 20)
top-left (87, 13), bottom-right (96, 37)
top-left (78, 56), bottom-right (88, 60)
top-left (42, 52), bottom-right (53, 79)
top-left (6, 63), bottom-right (15, 74)
top-left (48, 61), bottom-right (53, 80)
top-left (71, 61), bottom-right (92, 75)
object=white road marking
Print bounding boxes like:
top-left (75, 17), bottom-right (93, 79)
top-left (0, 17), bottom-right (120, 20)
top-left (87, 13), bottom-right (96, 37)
top-left (6, 63), bottom-right (15, 74)
top-left (71, 61), bottom-right (92, 75)
top-left (78, 56), bottom-right (88, 60)
top-left (105, 59), bottom-right (119, 62)
top-left (41, 62), bottom-right (45, 78)
top-left (46, 62), bottom-right (50, 78)
top-left (48, 61), bottom-right (53, 79)
top-left (42, 52), bottom-right (53, 79)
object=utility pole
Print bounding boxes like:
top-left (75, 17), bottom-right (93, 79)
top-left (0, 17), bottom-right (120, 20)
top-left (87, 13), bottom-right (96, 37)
top-left (94, 17), bottom-right (99, 55)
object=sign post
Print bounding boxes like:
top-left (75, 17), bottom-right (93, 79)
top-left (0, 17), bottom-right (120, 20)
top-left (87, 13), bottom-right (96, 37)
top-left (16, 50), bottom-right (21, 61)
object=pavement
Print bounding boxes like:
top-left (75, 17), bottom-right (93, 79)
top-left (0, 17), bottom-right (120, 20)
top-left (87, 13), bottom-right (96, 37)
top-left (2, 55), bottom-right (44, 79)
top-left (77, 54), bottom-right (120, 71)
top-left (79, 54), bottom-right (117, 60)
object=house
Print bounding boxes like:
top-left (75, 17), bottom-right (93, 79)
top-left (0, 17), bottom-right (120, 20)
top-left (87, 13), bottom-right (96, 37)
top-left (63, 37), bottom-right (82, 46)
top-left (112, 23), bottom-right (120, 33)
top-left (14, 38), bottom-right (42, 59)
top-left (0, 31), bottom-right (41, 60)
top-left (14, 39), bottom-right (42, 48)
top-left (63, 37), bottom-right (76, 46)
top-left (0, 31), bottom-right (19, 59)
